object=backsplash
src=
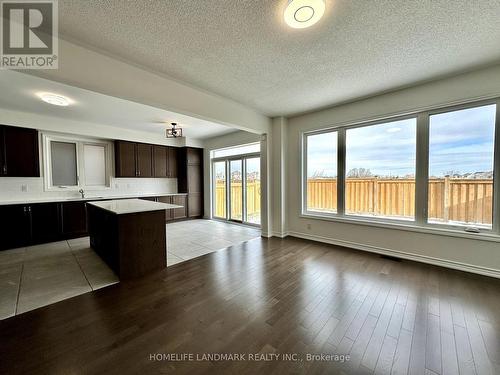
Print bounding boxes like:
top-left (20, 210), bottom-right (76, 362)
top-left (0, 177), bottom-right (178, 202)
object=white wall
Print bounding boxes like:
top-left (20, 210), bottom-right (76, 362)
top-left (286, 64), bottom-right (500, 277)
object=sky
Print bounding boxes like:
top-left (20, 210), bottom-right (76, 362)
top-left (307, 104), bottom-right (496, 178)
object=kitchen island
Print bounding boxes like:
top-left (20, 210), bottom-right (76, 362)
top-left (87, 199), bottom-right (182, 279)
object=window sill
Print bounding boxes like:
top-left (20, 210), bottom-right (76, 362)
top-left (300, 212), bottom-right (500, 243)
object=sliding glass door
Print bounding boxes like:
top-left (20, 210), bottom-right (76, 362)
top-left (212, 155), bottom-right (261, 226)
top-left (213, 161), bottom-right (226, 219)
top-left (229, 159), bottom-right (243, 221)
top-left (245, 158), bottom-right (261, 225)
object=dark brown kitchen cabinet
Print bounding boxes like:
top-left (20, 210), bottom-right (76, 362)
top-left (0, 205), bottom-right (31, 250)
top-left (157, 196), bottom-right (173, 221)
top-left (167, 147), bottom-right (177, 178)
top-left (115, 141), bottom-right (136, 177)
top-left (0, 125), bottom-right (39, 177)
top-left (115, 141), bottom-right (153, 178)
top-left (153, 145), bottom-right (167, 177)
top-left (187, 193), bottom-right (202, 217)
top-left (136, 143), bottom-right (153, 177)
top-left (177, 147), bottom-right (203, 218)
top-left (30, 203), bottom-right (62, 245)
top-left (172, 195), bottom-right (187, 219)
top-left (61, 201), bottom-right (88, 239)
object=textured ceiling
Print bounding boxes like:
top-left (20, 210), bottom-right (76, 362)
top-left (59, 0), bottom-right (500, 117)
top-left (0, 71), bottom-right (236, 140)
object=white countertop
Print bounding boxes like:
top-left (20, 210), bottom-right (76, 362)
top-left (87, 199), bottom-right (183, 215)
top-left (0, 192), bottom-right (187, 206)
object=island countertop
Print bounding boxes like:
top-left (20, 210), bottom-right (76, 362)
top-left (87, 198), bottom-right (183, 215)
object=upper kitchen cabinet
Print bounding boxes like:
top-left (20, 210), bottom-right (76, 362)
top-left (0, 125), bottom-right (40, 177)
top-left (153, 145), bottom-right (167, 177)
top-left (136, 143), bottom-right (153, 177)
top-left (167, 147), bottom-right (178, 178)
top-left (115, 141), bottom-right (153, 178)
top-left (115, 140), bottom-right (136, 177)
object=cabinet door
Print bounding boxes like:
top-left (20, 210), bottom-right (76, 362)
top-left (187, 147), bottom-right (202, 165)
top-left (3, 126), bottom-right (39, 177)
top-left (172, 195), bottom-right (187, 219)
top-left (188, 193), bottom-right (202, 217)
top-left (153, 145), bottom-right (167, 177)
top-left (30, 203), bottom-right (62, 244)
top-left (115, 141), bottom-right (136, 177)
top-left (0, 205), bottom-right (31, 250)
top-left (187, 164), bottom-right (202, 193)
top-left (167, 147), bottom-right (177, 178)
top-left (157, 196), bottom-right (173, 221)
top-left (61, 201), bottom-right (87, 239)
top-left (136, 143), bottom-right (153, 177)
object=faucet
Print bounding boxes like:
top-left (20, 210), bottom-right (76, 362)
top-left (79, 189), bottom-right (85, 199)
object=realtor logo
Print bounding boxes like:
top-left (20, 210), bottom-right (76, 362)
top-left (1, 0), bottom-right (58, 69)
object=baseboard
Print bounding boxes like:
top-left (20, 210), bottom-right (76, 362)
top-left (271, 231), bottom-right (288, 238)
top-left (287, 230), bottom-right (500, 279)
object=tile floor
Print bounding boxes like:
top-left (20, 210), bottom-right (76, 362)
top-left (166, 219), bottom-right (261, 265)
top-left (0, 219), bottom-right (260, 320)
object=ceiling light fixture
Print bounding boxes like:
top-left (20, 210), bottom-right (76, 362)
top-left (38, 93), bottom-right (71, 106)
top-left (284, 0), bottom-right (325, 29)
top-left (166, 123), bottom-right (183, 138)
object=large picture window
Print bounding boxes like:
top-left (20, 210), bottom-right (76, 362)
top-left (428, 104), bottom-right (496, 228)
top-left (346, 118), bottom-right (416, 220)
top-left (305, 131), bottom-right (338, 214)
top-left (302, 100), bottom-right (499, 236)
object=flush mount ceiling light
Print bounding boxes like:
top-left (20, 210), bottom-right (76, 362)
top-left (284, 0), bottom-right (325, 29)
top-left (166, 123), bottom-right (183, 138)
top-left (38, 93), bottom-right (71, 106)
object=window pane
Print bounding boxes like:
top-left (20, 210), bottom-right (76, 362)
top-left (213, 143), bottom-right (260, 158)
top-left (214, 161), bottom-right (226, 218)
top-left (306, 131), bottom-right (337, 213)
top-left (84, 144), bottom-right (106, 186)
top-left (51, 141), bottom-right (77, 186)
top-left (230, 160), bottom-right (242, 220)
top-left (346, 118), bottom-right (417, 220)
top-left (245, 158), bottom-right (261, 224)
top-left (428, 104), bottom-right (496, 228)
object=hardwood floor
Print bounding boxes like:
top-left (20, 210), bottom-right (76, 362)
top-left (1, 237), bottom-right (499, 375)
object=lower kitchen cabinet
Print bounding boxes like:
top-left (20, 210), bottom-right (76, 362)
top-left (61, 201), bottom-right (88, 239)
top-left (30, 203), bottom-right (61, 245)
top-left (0, 194), bottom-right (193, 251)
top-left (188, 193), bottom-right (202, 218)
top-left (0, 205), bottom-right (31, 250)
top-left (172, 195), bottom-right (187, 220)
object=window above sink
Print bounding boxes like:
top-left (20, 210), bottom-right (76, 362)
top-left (42, 133), bottom-right (113, 192)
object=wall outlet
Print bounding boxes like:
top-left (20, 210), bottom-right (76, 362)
top-left (306, 223), bottom-right (311, 230)
top-left (21, 184), bottom-right (28, 192)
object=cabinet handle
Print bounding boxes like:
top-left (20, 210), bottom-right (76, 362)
top-left (3, 164), bottom-right (6, 175)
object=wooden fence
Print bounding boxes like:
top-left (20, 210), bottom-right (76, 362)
top-left (215, 181), bottom-right (261, 219)
top-left (307, 178), bottom-right (493, 224)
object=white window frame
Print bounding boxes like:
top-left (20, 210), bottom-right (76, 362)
top-left (301, 98), bottom-right (500, 240)
top-left (42, 133), bottom-right (113, 191)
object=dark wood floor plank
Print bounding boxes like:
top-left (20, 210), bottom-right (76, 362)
top-left (0, 236), bottom-right (499, 375)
